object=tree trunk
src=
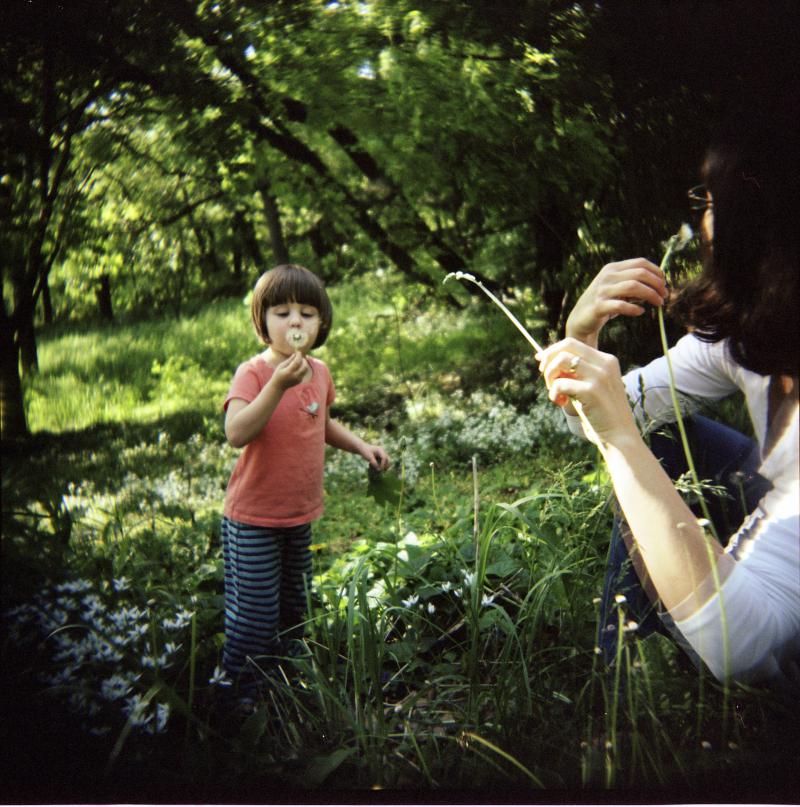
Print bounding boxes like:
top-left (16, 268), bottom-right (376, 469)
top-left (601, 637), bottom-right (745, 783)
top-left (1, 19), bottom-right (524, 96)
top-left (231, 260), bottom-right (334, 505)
top-left (258, 181), bottom-right (290, 265)
top-left (17, 296), bottom-right (38, 375)
top-left (0, 303), bottom-right (28, 439)
top-left (41, 279), bottom-right (54, 325)
top-left (96, 274), bottom-right (114, 321)
top-left (232, 210), bottom-right (244, 282)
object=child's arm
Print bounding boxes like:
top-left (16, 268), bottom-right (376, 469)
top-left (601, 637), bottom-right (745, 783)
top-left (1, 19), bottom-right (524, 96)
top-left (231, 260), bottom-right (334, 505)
top-left (325, 413), bottom-right (390, 471)
top-left (225, 352), bottom-right (307, 448)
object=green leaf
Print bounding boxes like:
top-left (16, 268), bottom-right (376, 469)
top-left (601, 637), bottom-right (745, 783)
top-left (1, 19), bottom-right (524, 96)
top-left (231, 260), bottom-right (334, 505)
top-left (238, 706), bottom-right (267, 745)
top-left (366, 466), bottom-right (403, 507)
top-left (304, 746), bottom-right (358, 787)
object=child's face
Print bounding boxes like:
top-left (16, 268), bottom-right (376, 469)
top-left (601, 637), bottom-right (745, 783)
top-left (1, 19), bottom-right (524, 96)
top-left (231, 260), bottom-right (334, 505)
top-left (265, 301), bottom-right (321, 355)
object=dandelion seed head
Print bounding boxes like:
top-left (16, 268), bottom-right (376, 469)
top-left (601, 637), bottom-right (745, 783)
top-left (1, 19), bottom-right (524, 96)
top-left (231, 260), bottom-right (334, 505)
top-left (676, 223), bottom-right (694, 249)
top-left (286, 330), bottom-right (309, 350)
top-left (443, 271), bottom-right (476, 285)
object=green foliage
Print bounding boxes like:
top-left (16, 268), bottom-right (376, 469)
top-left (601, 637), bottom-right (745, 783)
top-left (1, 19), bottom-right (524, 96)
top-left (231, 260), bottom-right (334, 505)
top-left (4, 277), bottom-right (796, 798)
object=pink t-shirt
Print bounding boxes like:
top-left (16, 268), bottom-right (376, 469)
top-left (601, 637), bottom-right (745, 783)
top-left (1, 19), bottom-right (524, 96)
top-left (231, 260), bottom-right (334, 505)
top-left (222, 354), bottom-right (335, 527)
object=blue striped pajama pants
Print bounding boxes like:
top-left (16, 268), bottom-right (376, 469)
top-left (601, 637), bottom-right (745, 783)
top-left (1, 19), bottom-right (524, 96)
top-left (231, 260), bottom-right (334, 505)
top-left (220, 517), bottom-right (313, 682)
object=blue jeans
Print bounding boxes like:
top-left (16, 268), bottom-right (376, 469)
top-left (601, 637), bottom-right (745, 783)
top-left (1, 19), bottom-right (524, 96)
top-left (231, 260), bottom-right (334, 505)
top-left (597, 415), bottom-right (772, 664)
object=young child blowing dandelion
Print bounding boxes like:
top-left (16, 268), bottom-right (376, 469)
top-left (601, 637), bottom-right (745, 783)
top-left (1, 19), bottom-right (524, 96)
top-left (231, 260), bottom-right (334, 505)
top-left (220, 264), bottom-right (390, 704)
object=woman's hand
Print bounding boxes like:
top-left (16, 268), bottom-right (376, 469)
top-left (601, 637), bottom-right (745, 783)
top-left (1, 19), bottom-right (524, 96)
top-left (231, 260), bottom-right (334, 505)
top-left (537, 338), bottom-right (639, 448)
top-left (566, 258), bottom-right (667, 348)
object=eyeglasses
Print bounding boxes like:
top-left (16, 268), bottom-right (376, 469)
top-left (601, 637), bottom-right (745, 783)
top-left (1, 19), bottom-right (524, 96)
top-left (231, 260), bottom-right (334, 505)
top-left (687, 184), bottom-right (713, 212)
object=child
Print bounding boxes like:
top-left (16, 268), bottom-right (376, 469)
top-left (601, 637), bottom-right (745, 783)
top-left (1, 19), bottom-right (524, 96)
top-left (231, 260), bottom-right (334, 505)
top-left (220, 263), bottom-right (390, 701)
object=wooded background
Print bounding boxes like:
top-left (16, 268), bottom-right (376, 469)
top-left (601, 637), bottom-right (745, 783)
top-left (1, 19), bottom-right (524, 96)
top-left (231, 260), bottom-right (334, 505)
top-left (2, 0), bottom-right (798, 437)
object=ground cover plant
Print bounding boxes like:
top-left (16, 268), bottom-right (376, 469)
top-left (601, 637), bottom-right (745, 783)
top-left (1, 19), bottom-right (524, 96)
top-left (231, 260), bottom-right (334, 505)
top-left (2, 272), bottom-right (797, 801)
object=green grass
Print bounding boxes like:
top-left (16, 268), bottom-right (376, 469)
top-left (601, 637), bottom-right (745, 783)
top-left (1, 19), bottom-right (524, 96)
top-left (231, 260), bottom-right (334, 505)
top-left (3, 270), bottom-right (797, 799)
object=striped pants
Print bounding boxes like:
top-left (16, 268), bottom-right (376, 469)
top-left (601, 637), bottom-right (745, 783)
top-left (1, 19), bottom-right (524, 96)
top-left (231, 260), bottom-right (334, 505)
top-left (220, 517), bottom-right (313, 681)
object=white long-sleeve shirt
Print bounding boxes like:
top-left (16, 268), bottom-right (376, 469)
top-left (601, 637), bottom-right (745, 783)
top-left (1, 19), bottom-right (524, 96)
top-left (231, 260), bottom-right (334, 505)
top-left (566, 334), bottom-right (800, 686)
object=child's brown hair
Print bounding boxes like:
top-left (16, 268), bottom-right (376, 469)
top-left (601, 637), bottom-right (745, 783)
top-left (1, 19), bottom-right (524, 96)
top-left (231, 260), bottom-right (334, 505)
top-left (250, 264), bottom-right (333, 348)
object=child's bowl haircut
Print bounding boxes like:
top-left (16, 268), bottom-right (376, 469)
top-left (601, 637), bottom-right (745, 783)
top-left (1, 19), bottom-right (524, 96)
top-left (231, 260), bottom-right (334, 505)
top-left (251, 264), bottom-right (333, 348)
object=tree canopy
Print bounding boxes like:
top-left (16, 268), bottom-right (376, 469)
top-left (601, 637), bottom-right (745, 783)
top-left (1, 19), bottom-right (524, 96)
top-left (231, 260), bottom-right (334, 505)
top-left (2, 0), bottom-right (797, 436)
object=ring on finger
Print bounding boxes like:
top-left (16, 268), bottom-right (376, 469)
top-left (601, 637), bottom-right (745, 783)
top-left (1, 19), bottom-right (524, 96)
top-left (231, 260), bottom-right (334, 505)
top-left (569, 355), bottom-right (582, 371)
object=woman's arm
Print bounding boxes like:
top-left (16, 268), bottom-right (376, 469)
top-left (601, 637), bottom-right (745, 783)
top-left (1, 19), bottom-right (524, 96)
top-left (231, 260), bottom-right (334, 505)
top-left (538, 338), bottom-right (722, 613)
top-left (325, 414), bottom-right (390, 470)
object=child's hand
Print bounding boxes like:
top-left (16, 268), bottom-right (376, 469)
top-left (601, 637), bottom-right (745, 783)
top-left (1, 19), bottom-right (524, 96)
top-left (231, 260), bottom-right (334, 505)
top-left (272, 351), bottom-right (308, 390)
top-left (360, 443), bottom-right (390, 471)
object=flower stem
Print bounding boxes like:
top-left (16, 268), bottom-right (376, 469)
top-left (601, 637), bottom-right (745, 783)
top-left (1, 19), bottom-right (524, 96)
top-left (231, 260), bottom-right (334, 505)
top-left (443, 272), bottom-right (544, 353)
top-left (657, 231), bottom-right (731, 689)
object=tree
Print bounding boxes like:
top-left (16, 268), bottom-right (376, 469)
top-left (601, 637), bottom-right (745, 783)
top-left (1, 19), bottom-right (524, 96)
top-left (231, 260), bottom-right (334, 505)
top-left (0, 0), bottom-right (187, 436)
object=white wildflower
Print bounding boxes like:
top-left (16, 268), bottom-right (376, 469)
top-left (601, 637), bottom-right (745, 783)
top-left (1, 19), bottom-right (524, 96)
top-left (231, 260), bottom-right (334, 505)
top-left (55, 579), bottom-right (92, 595)
top-left (93, 639), bottom-right (122, 664)
top-left (462, 571), bottom-right (476, 588)
top-left (81, 594), bottom-right (104, 622)
top-left (163, 608), bottom-right (193, 630)
top-left (481, 593), bottom-right (495, 608)
top-left (112, 576), bottom-right (131, 592)
top-left (427, 602), bottom-right (436, 615)
top-left (401, 594), bottom-right (419, 608)
top-left (208, 665), bottom-right (231, 686)
top-left (123, 694), bottom-right (151, 728)
top-left (153, 702), bottom-right (170, 733)
top-left (613, 594), bottom-right (627, 605)
top-left (90, 726), bottom-right (111, 737)
top-left (101, 674), bottom-right (132, 701)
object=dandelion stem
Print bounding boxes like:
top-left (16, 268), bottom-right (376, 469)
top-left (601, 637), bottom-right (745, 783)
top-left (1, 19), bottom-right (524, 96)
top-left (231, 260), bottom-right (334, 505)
top-left (656, 226), bottom-right (731, 695)
top-left (443, 272), bottom-right (544, 353)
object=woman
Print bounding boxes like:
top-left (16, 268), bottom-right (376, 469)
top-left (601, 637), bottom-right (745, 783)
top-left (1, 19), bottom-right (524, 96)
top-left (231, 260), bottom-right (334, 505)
top-left (537, 100), bottom-right (799, 687)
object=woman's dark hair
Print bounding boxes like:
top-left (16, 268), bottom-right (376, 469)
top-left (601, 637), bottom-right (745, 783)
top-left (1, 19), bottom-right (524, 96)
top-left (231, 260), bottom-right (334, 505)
top-left (251, 264), bottom-right (333, 348)
top-left (672, 96), bottom-right (799, 376)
